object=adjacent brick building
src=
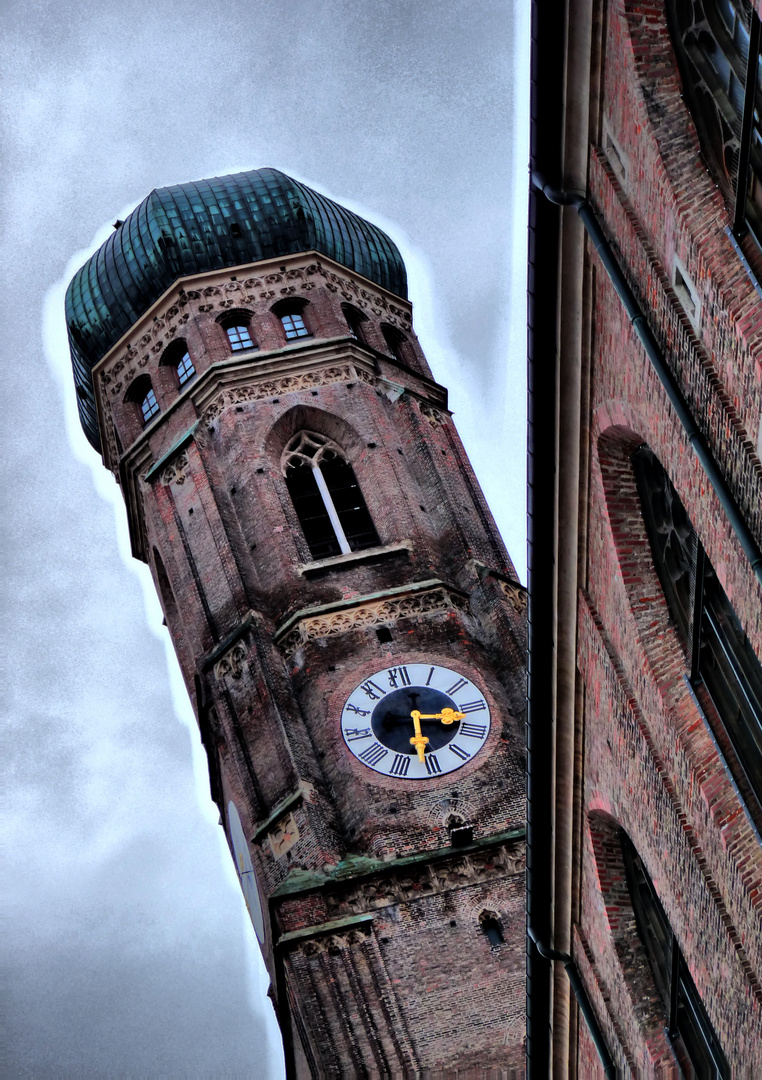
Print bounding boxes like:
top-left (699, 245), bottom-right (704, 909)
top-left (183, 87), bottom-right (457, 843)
top-left (529, 0), bottom-right (762, 1076)
top-left (65, 168), bottom-right (528, 1076)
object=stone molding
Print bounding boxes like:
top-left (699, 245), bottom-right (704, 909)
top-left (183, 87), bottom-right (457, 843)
top-left (160, 450), bottom-right (189, 486)
top-left (213, 641), bottom-right (247, 681)
top-left (499, 579), bottom-right (528, 616)
top-left (201, 362), bottom-right (360, 424)
top-left (275, 583), bottom-right (466, 657)
top-left (320, 839), bottom-right (525, 920)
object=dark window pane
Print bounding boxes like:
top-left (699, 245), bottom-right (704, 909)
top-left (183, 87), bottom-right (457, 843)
top-left (286, 463), bottom-right (341, 559)
top-left (320, 458), bottom-right (379, 551)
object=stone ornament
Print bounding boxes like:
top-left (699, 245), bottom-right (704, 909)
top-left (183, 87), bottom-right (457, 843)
top-left (293, 926), bottom-right (371, 957)
top-left (499, 580), bottom-right (528, 616)
top-left (321, 841), bottom-right (525, 919)
top-left (268, 812), bottom-right (300, 860)
top-left (417, 400), bottom-right (446, 427)
top-left (277, 587), bottom-right (463, 657)
top-left (202, 365), bottom-right (358, 424)
top-left (160, 451), bottom-right (190, 486)
top-left (213, 641), bottom-right (247, 681)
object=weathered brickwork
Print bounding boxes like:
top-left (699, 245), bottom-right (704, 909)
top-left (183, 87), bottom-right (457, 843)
top-left (87, 241), bottom-right (527, 1074)
top-left (570, 0), bottom-right (762, 1073)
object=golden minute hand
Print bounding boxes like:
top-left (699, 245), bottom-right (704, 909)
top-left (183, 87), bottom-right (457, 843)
top-left (408, 708), bottom-right (467, 763)
top-left (408, 710), bottom-right (430, 762)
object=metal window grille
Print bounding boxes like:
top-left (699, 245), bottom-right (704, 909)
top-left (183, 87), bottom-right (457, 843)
top-left (141, 388), bottom-right (160, 424)
top-left (281, 312), bottom-right (310, 339)
top-left (633, 445), bottom-right (762, 810)
top-left (176, 351), bottom-right (196, 385)
top-left (621, 834), bottom-right (730, 1077)
top-left (226, 324), bottom-right (255, 351)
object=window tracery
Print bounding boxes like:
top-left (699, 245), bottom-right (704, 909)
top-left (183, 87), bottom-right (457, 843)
top-left (281, 431), bottom-right (379, 559)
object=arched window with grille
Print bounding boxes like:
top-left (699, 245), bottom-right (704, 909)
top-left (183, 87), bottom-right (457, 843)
top-left (633, 445), bottom-right (762, 810)
top-left (125, 374), bottom-right (160, 426)
top-left (621, 832), bottom-right (729, 1077)
top-left (161, 340), bottom-right (196, 387)
top-left (668, 0), bottom-right (762, 250)
top-left (282, 431), bottom-right (379, 560)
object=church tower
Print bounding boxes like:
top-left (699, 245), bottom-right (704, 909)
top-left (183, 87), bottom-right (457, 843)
top-left (65, 168), bottom-right (526, 1076)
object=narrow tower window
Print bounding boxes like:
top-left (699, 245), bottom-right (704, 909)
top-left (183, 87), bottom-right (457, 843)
top-left (381, 323), bottom-right (408, 363)
top-left (342, 303), bottom-right (368, 344)
top-left (633, 446), bottom-right (762, 808)
top-left (478, 910), bottom-right (504, 947)
top-left (176, 350), bottom-right (196, 385)
top-left (141, 389), bottom-right (160, 423)
top-left (282, 431), bottom-right (379, 559)
top-left (621, 833), bottom-right (729, 1077)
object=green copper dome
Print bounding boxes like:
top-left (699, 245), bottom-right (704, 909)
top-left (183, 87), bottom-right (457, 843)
top-left (65, 167), bottom-right (408, 450)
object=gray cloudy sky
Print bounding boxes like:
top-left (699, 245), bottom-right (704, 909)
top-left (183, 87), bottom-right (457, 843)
top-left (4, 1), bottom-right (528, 1076)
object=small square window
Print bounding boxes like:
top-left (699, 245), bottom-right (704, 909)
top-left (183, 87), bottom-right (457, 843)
top-left (141, 388), bottom-right (160, 424)
top-left (176, 351), bottom-right (196, 386)
top-left (281, 312), bottom-right (310, 339)
top-left (226, 324), bottom-right (255, 351)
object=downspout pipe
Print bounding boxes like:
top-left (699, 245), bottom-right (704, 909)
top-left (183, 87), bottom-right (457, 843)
top-left (532, 173), bottom-right (762, 586)
top-left (527, 927), bottom-right (617, 1079)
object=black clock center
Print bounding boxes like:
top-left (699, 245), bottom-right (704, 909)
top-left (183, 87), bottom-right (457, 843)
top-left (371, 687), bottom-right (459, 755)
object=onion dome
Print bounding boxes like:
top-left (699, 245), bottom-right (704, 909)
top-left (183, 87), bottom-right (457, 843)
top-left (65, 167), bottom-right (408, 450)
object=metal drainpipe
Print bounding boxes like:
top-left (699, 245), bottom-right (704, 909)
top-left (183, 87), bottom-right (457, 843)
top-left (531, 173), bottom-right (762, 585)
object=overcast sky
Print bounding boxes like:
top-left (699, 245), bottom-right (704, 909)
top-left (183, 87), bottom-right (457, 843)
top-left (4, 1), bottom-right (529, 1076)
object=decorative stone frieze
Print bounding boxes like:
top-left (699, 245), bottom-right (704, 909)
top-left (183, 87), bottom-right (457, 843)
top-left (160, 451), bottom-right (190, 486)
top-left (201, 364), bottom-right (358, 424)
top-left (276, 585), bottom-right (464, 657)
top-left (499, 579), bottom-right (528, 616)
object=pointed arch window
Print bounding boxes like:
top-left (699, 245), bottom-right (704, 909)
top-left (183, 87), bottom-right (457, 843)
top-left (668, 0), bottom-right (762, 250)
top-left (633, 446), bottom-right (762, 807)
top-left (621, 833), bottom-right (729, 1077)
top-left (342, 303), bottom-right (368, 344)
top-left (161, 340), bottom-right (196, 387)
top-left (282, 431), bottom-right (379, 560)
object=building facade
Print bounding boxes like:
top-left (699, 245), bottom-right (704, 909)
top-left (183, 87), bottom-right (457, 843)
top-left (65, 169), bottom-right (527, 1076)
top-left (529, 1), bottom-right (762, 1076)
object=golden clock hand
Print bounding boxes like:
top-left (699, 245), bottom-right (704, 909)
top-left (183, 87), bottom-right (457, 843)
top-left (408, 710), bottom-right (430, 762)
top-left (412, 708), bottom-right (466, 725)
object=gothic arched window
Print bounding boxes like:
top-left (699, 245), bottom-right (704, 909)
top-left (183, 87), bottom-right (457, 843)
top-left (282, 431), bottom-right (379, 560)
top-left (478, 910), bottom-right (504, 947)
top-left (381, 323), bottom-right (408, 364)
top-left (621, 832), bottom-right (729, 1077)
top-left (668, 0), bottom-right (762, 249)
top-left (633, 446), bottom-right (762, 809)
top-left (342, 303), bottom-right (368, 344)
top-left (274, 299), bottom-right (311, 341)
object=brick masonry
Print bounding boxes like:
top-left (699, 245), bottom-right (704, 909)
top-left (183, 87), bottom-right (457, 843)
top-left (569, 0), bottom-right (762, 1073)
top-left (94, 250), bottom-right (528, 1074)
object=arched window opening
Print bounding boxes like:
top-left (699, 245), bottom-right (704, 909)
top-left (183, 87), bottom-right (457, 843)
top-left (161, 340), bottom-right (196, 386)
top-left (621, 833), bottom-right (729, 1077)
top-left (633, 446), bottom-right (762, 807)
top-left (221, 316), bottom-right (256, 352)
top-left (126, 375), bottom-right (160, 426)
top-left (478, 910), bottom-right (504, 947)
top-left (282, 431), bottom-right (379, 560)
top-left (668, 0), bottom-right (762, 249)
top-left (381, 323), bottom-right (407, 363)
top-left (342, 303), bottom-right (368, 344)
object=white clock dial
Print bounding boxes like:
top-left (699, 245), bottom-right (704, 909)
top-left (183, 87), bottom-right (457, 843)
top-left (228, 801), bottom-right (265, 942)
top-left (341, 664), bottom-right (491, 779)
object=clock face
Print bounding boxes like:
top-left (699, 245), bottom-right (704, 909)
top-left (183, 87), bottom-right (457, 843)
top-left (228, 801), bottom-right (265, 942)
top-left (341, 664), bottom-right (491, 779)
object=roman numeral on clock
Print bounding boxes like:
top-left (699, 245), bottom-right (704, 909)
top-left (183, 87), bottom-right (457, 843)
top-left (446, 677), bottom-right (468, 696)
top-left (460, 722), bottom-right (487, 739)
top-left (344, 727), bottom-right (372, 741)
top-left (424, 753), bottom-right (442, 775)
top-left (359, 680), bottom-right (386, 700)
top-left (359, 743), bottom-right (389, 767)
top-left (387, 666), bottom-right (411, 688)
top-left (448, 743), bottom-right (471, 761)
top-left (458, 699), bottom-right (486, 714)
top-left (389, 753), bottom-right (411, 776)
